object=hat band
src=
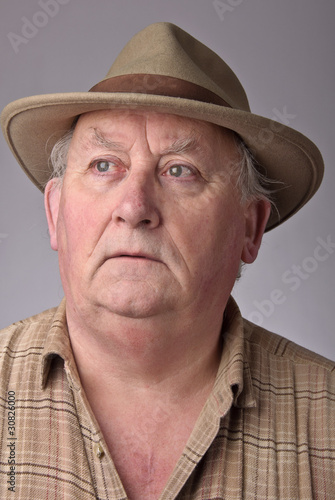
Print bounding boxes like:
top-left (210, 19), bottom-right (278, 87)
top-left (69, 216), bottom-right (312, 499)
top-left (89, 74), bottom-right (231, 107)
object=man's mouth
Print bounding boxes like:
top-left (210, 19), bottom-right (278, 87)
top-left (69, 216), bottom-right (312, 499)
top-left (119, 255), bottom-right (148, 259)
top-left (112, 252), bottom-right (160, 262)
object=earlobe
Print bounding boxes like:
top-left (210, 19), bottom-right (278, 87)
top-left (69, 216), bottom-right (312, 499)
top-left (242, 199), bottom-right (271, 264)
top-left (44, 179), bottom-right (61, 251)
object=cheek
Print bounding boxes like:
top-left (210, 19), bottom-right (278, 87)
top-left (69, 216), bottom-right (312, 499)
top-left (57, 191), bottom-right (104, 265)
top-left (175, 198), bottom-right (246, 277)
top-left (182, 194), bottom-right (244, 246)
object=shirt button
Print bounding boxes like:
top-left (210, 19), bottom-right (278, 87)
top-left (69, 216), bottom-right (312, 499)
top-left (94, 443), bottom-right (105, 459)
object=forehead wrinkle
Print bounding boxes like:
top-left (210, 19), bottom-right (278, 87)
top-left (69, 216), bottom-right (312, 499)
top-left (91, 124), bottom-right (204, 158)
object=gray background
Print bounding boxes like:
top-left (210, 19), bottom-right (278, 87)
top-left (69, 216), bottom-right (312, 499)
top-left (1, 0), bottom-right (334, 359)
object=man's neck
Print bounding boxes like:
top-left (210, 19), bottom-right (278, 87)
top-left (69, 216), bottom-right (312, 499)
top-left (66, 302), bottom-right (224, 402)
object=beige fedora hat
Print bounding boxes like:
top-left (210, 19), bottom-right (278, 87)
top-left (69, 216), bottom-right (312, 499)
top-left (1, 22), bottom-right (323, 231)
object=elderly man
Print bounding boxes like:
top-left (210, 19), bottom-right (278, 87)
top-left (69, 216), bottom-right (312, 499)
top-left (1, 23), bottom-right (334, 499)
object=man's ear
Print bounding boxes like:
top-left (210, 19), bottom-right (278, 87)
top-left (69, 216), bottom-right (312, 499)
top-left (44, 179), bottom-right (62, 251)
top-left (241, 199), bottom-right (271, 264)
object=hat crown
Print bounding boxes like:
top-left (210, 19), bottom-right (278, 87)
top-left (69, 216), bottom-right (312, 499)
top-left (101, 22), bottom-right (250, 111)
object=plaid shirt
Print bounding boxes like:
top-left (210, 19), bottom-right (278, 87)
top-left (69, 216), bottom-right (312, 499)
top-left (0, 298), bottom-right (334, 499)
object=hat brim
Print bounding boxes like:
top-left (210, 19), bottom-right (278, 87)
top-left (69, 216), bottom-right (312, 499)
top-left (1, 91), bottom-right (324, 231)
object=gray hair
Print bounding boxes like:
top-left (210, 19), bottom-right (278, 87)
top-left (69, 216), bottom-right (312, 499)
top-left (48, 128), bottom-right (75, 185)
top-left (233, 136), bottom-right (275, 206)
top-left (48, 126), bottom-right (275, 208)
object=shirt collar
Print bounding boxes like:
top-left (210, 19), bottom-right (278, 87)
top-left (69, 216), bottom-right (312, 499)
top-left (40, 296), bottom-right (256, 410)
top-left (41, 298), bottom-right (81, 391)
top-left (209, 296), bottom-right (256, 417)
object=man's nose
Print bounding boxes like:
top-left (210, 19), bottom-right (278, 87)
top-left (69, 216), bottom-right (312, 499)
top-left (112, 172), bottom-right (160, 229)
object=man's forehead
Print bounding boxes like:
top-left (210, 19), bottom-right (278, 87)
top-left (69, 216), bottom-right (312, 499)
top-left (73, 109), bottom-right (235, 153)
top-left (89, 126), bottom-right (201, 156)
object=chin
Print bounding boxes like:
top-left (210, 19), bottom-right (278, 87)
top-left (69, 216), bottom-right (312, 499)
top-left (101, 301), bottom-right (164, 320)
top-left (95, 288), bottom-right (169, 320)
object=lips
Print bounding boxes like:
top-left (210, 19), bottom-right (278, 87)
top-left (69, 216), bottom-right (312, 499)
top-left (110, 251), bottom-right (161, 262)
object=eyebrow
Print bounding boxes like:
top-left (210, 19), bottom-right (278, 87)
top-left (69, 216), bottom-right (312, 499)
top-left (161, 136), bottom-right (200, 156)
top-left (89, 127), bottom-right (124, 151)
top-left (88, 127), bottom-right (201, 156)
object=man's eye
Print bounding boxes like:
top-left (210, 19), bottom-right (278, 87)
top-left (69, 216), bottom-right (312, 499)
top-left (95, 160), bottom-right (113, 173)
top-left (167, 165), bottom-right (193, 178)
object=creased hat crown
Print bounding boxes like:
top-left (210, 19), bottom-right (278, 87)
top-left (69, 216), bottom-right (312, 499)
top-left (99, 22), bottom-right (250, 111)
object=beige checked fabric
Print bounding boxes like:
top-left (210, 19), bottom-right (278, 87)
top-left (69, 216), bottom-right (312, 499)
top-left (0, 298), bottom-right (334, 499)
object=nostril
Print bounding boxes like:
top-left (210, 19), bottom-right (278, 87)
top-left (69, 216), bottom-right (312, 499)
top-left (116, 216), bottom-right (126, 223)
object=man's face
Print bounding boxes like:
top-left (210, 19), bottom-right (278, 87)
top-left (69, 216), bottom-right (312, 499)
top-left (46, 110), bottom-right (268, 323)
